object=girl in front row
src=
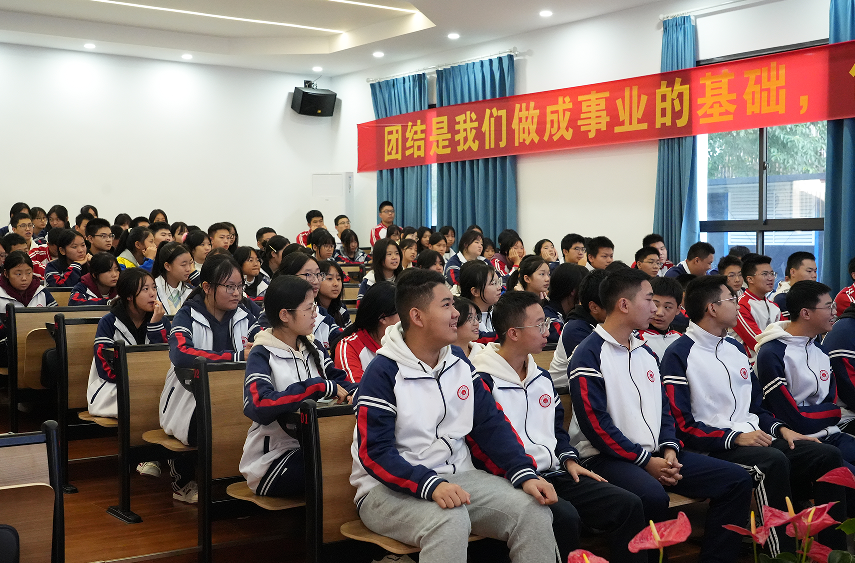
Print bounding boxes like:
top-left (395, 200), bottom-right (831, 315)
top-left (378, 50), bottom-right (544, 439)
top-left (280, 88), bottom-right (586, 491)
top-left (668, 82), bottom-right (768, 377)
top-left (69, 252), bottom-right (120, 305)
top-left (152, 242), bottom-right (194, 315)
top-left (239, 275), bottom-right (355, 497)
top-left (0, 252), bottom-right (57, 366)
top-left (159, 254), bottom-right (260, 503)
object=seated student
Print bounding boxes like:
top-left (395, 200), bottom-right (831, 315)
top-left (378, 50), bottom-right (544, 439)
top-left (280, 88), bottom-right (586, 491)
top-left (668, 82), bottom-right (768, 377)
top-left (160, 254), bottom-right (260, 502)
top-left (239, 275), bottom-right (355, 497)
top-left (116, 227), bottom-right (156, 272)
top-left (149, 222), bottom-right (173, 246)
top-left (149, 209), bottom-right (168, 224)
top-left (459, 261), bottom-right (501, 344)
top-left (171, 222), bottom-right (189, 243)
top-left (0, 202), bottom-right (29, 237)
top-left (534, 239), bottom-right (560, 273)
top-left (275, 253), bottom-right (343, 351)
top-left (385, 225), bottom-right (402, 243)
top-left (185, 230), bottom-right (212, 283)
top-left (641, 234), bottom-right (674, 277)
top-left (427, 232), bottom-right (448, 257)
top-left (401, 226), bottom-right (418, 241)
top-left (296, 210), bottom-right (324, 247)
top-left (318, 260), bottom-right (350, 330)
top-left (568, 268), bottom-right (752, 563)
top-left (332, 215), bottom-right (349, 250)
top-left (561, 233), bottom-right (587, 266)
top-left (334, 281), bottom-right (398, 383)
top-left (662, 276), bottom-right (853, 555)
top-left (81, 205), bottom-right (99, 219)
top-left (665, 242), bottom-right (715, 278)
top-left (85, 218), bottom-right (114, 256)
top-left (45, 230), bottom-right (90, 287)
top-left (0, 251), bottom-right (57, 366)
top-left (637, 277), bottom-right (683, 358)
top-left (548, 270), bottom-right (609, 388)
top-left (349, 268), bottom-right (560, 563)
top-left (633, 247), bottom-right (661, 278)
top-left (443, 229), bottom-right (484, 286)
top-left (3, 233), bottom-right (29, 255)
top-left (827, 303), bottom-right (855, 434)
top-left (543, 264), bottom-right (588, 345)
top-left (207, 222), bottom-right (231, 251)
top-left (439, 225), bottom-right (456, 256)
top-left (585, 236), bottom-right (614, 271)
top-left (47, 205), bottom-right (70, 232)
top-left (508, 255), bottom-right (550, 298)
top-left (153, 242), bottom-right (194, 315)
top-left (233, 247), bottom-right (267, 302)
top-left (334, 229), bottom-right (369, 265)
top-left (129, 216), bottom-right (149, 230)
top-left (416, 249), bottom-right (445, 275)
top-left (223, 222), bottom-right (239, 254)
top-left (733, 254), bottom-right (781, 364)
top-left (255, 227), bottom-right (276, 250)
top-left (308, 229), bottom-right (336, 262)
top-left (30, 207), bottom-right (48, 243)
top-left (482, 237), bottom-right (496, 261)
top-left (756, 282), bottom-right (855, 449)
top-left (74, 212), bottom-right (94, 238)
top-left (490, 229), bottom-right (524, 282)
top-left (771, 252), bottom-right (817, 320)
top-left (114, 213), bottom-right (132, 231)
top-left (110, 225), bottom-right (124, 252)
top-left (69, 252), bottom-right (120, 305)
top-left (451, 296), bottom-right (486, 358)
top-left (370, 201), bottom-right (395, 246)
top-left (670, 274), bottom-right (696, 334)
top-left (357, 239), bottom-right (401, 306)
top-left (717, 255), bottom-right (744, 299)
top-left (10, 213), bottom-right (36, 251)
top-left (472, 291), bottom-right (645, 563)
top-left (399, 238), bottom-right (417, 270)
top-left (259, 235), bottom-right (289, 279)
top-left (29, 227), bottom-right (64, 279)
top-left (835, 256), bottom-right (855, 315)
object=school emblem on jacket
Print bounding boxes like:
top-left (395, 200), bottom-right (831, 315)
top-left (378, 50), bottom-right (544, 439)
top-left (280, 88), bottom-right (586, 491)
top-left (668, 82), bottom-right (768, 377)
top-left (539, 394), bottom-right (551, 408)
top-left (820, 370), bottom-right (829, 381)
top-left (457, 385), bottom-right (469, 400)
top-left (646, 370), bottom-right (655, 382)
top-left (740, 368), bottom-right (748, 379)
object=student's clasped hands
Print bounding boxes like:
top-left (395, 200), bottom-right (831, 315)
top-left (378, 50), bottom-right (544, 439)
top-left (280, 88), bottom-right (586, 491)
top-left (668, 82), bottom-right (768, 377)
top-left (645, 447), bottom-right (682, 486)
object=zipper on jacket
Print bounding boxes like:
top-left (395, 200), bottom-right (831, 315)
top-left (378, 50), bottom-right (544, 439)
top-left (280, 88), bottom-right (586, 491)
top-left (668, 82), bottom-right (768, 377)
top-left (522, 384), bottom-right (555, 471)
top-left (624, 345), bottom-right (657, 447)
top-left (714, 338), bottom-right (739, 422)
top-left (804, 340), bottom-right (821, 399)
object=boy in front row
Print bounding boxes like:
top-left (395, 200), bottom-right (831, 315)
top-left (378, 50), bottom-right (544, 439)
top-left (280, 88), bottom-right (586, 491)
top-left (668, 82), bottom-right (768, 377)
top-left (471, 290), bottom-right (645, 563)
top-left (568, 269), bottom-right (752, 563)
top-left (350, 269), bottom-right (560, 563)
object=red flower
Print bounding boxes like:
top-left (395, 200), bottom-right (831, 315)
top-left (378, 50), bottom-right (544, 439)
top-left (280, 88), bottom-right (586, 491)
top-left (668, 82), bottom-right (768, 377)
top-left (801, 539), bottom-right (832, 563)
top-left (785, 503), bottom-right (839, 539)
top-left (628, 512), bottom-right (692, 553)
top-left (567, 549), bottom-right (609, 563)
top-left (817, 467), bottom-right (855, 490)
top-left (723, 512), bottom-right (770, 545)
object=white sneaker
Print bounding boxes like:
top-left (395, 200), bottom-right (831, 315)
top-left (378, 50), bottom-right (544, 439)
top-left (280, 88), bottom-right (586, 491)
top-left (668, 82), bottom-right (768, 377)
top-left (173, 481), bottom-right (198, 504)
top-left (372, 555), bottom-right (416, 563)
top-left (136, 461), bottom-right (161, 478)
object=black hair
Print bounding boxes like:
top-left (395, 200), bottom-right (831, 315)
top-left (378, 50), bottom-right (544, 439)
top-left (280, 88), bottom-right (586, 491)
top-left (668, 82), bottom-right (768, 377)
top-left (334, 215), bottom-right (348, 227)
top-left (308, 228), bottom-right (335, 249)
top-left (402, 226), bottom-right (417, 240)
top-left (786, 251), bottom-right (816, 278)
top-left (186, 253), bottom-right (242, 304)
top-left (599, 268), bottom-right (650, 313)
top-left (30, 207), bottom-right (46, 221)
top-left (207, 222), bottom-right (230, 237)
top-left (262, 275), bottom-right (324, 375)
top-left (675, 274), bottom-right (697, 290)
top-left (338, 281), bottom-right (396, 344)
top-left (149, 209), bottom-right (168, 224)
top-left (684, 275), bottom-right (731, 323)
top-left (395, 268), bottom-right (445, 331)
top-left (642, 233), bottom-right (665, 247)
top-left (3, 233), bottom-right (26, 250)
top-left (493, 290), bottom-right (542, 345)
top-left (8, 202), bottom-right (29, 219)
top-left (460, 260), bottom-right (495, 301)
top-left (465, 224), bottom-right (482, 234)
top-left (259, 235), bottom-right (289, 270)
top-left (787, 280), bottom-right (833, 321)
top-left (728, 246), bottom-right (752, 259)
top-left (379, 200), bottom-right (394, 212)
top-left (56, 229), bottom-right (86, 268)
top-left (130, 216), bottom-right (149, 228)
top-left (439, 226), bottom-right (456, 239)
top-left (453, 296), bottom-right (480, 328)
top-left (47, 227), bottom-right (67, 247)
top-left (340, 229), bottom-right (360, 256)
top-left (579, 270), bottom-right (608, 313)
top-left (89, 251), bottom-right (120, 279)
top-left (635, 247), bottom-right (660, 264)
top-left (185, 230), bottom-right (211, 259)
top-left (116, 227), bottom-right (153, 258)
top-left (75, 212), bottom-right (94, 227)
top-left (233, 246), bottom-right (259, 269)
top-left (149, 221), bottom-right (171, 235)
top-left (650, 276), bottom-right (684, 305)
top-left (687, 241), bottom-right (716, 261)
top-left (80, 205), bottom-right (98, 218)
top-left (372, 239), bottom-right (403, 278)
top-left (849, 256), bottom-right (855, 276)
top-left (533, 240), bottom-right (553, 259)
top-left (317, 260), bottom-right (348, 327)
top-left (428, 232), bottom-right (447, 248)
top-left (508, 255), bottom-right (547, 291)
top-left (399, 238), bottom-right (417, 257)
top-left (48, 205), bottom-right (70, 228)
top-left (305, 210), bottom-right (323, 224)
top-left (152, 241), bottom-right (191, 278)
top-left (482, 237), bottom-right (496, 253)
top-left (110, 224), bottom-right (124, 242)
top-left (114, 213), bottom-right (132, 227)
top-left (717, 255), bottom-right (742, 273)
top-left (416, 226), bottom-right (433, 254)
top-left (3, 250), bottom-right (33, 272)
top-left (586, 236), bottom-right (614, 259)
top-left (111, 267), bottom-right (153, 317)
top-left (742, 254), bottom-right (772, 279)
top-left (222, 221), bottom-right (239, 252)
top-left (10, 212), bottom-right (31, 228)
top-left (277, 252), bottom-right (319, 278)
top-left (385, 225), bottom-right (402, 239)
top-left (171, 222), bottom-right (188, 240)
top-left (416, 249), bottom-right (444, 270)
top-left (549, 263), bottom-right (587, 307)
top-left (255, 227), bottom-right (276, 241)
top-left (85, 218), bottom-right (111, 238)
top-left (282, 243), bottom-right (311, 259)
top-left (497, 229), bottom-right (523, 257)
top-left (458, 230), bottom-right (483, 254)
top-left (605, 261), bottom-right (630, 272)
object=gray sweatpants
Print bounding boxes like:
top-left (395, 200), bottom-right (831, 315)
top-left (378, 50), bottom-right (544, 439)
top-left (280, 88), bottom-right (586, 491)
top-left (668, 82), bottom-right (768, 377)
top-left (359, 470), bottom-right (560, 563)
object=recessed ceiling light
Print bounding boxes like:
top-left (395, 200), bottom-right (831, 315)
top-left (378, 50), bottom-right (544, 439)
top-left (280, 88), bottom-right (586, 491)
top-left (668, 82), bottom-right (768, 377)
top-left (182, 53), bottom-right (193, 60)
top-left (89, 0), bottom-right (343, 33)
top-left (373, 51), bottom-right (384, 58)
top-left (84, 43), bottom-right (96, 49)
top-left (447, 33), bottom-right (460, 39)
top-left (312, 66), bottom-right (323, 72)
top-left (328, 0), bottom-right (418, 13)
top-left (539, 9), bottom-right (553, 17)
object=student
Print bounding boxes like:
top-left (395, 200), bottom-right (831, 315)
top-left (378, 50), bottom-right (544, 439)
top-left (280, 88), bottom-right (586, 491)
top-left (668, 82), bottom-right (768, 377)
top-left (548, 269), bottom-right (609, 388)
top-left (834, 257), bottom-right (855, 315)
top-left (636, 277), bottom-right (683, 359)
top-left (207, 223), bottom-right (231, 251)
top-left (74, 213), bottom-right (94, 237)
top-left (717, 255), bottom-right (744, 298)
top-left (152, 242), bottom-right (194, 315)
top-left (771, 252), bottom-right (817, 320)
top-left (114, 213), bottom-right (132, 231)
top-left (472, 290), bottom-right (645, 563)
top-left (308, 229), bottom-right (336, 262)
top-left (255, 227), bottom-right (276, 250)
top-left (334, 229), bottom-right (369, 265)
top-left (85, 218), bottom-right (114, 255)
top-left (534, 239), bottom-right (559, 272)
top-left (401, 226), bottom-right (418, 241)
top-left (259, 235), bottom-right (289, 279)
top-left (3, 233), bottom-right (28, 255)
top-left (826, 303), bottom-right (855, 434)
top-left (30, 207), bottom-right (48, 241)
top-left (159, 254), bottom-right (260, 502)
top-left (399, 238), bottom-right (417, 270)
top-left (223, 222), bottom-right (239, 254)
top-left (451, 296), bottom-right (485, 358)
top-left (149, 222), bottom-right (173, 246)
top-left (633, 247), bottom-right (661, 278)
top-left (296, 210), bottom-right (325, 247)
top-left (662, 276), bottom-right (852, 554)
top-left (10, 213), bottom-right (35, 251)
top-left (239, 275), bottom-right (354, 497)
top-left (80, 205), bottom-right (99, 218)
top-left (482, 237), bottom-right (496, 261)
top-left (171, 222), bottom-right (188, 242)
top-left (47, 205), bottom-right (70, 232)
top-left (0, 202), bottom-right (29, 237)
top-left (29, 227), bottom-right (64, 279)
top-left (69, 252), bottom-right (120, 305)
top-left (349, 268), bottom-right (560, 563)
top-left (0, 251), bottom-right (57, 310)
top-left (110, 225), bottom-right (124, 252)
top-left (642, 234), bottom-right (674, 277)
top-left (357, 239), bottom-right (401, 306)
top-left (508, 255), bottom-right (550, 300)
top-left (459, 260), bottom-right (501, 343)
top-left (317, 260), bottom-right (350, 329)
top-left (439, 226), bottom-right (456, 261)
top-left (45, 230), bottom-right (89, 287)
top-left (585, 236), bottom-right (614, 271)
top-left (276, 253), bottom-right (343, 351)
top-left (733, 254), bottom-right (781, 364)
top-left (332, 215), bottom-right (349, 250)
top-left (568, 268), bottom-right (752, 563)
top-left (416, 226), bottom-right (433, 255)
top-left (664, 242), bottom-right (715, 278)
top-left (385, 225), bottom-right (402, 242)
top-left (444, 229), bottom-right (484, 286)
top-left (334, 281), bottom-right (398, 383)
top-left (234, 246), bottom-right (267, 302)
top-left (369, 200), bottom-right (395, 246)
top-left (116, 227), bottom-right (156, 271)
top-left (416, 249), bottom-right (445, 274)
top-left (491, 229), bottom-right (524, 282)
top-left (561, 233), bottom-right (586, 266)
top-left (185, 230), bottom-right (212, 278)
top-left (543, 264), bottom-right (587, 344)
top-left (427, 232), bottom-right (447, 256)
top-left (149, 209), bottom-right (168, 224)
top-left (130, 217), bottom-right (149, 229)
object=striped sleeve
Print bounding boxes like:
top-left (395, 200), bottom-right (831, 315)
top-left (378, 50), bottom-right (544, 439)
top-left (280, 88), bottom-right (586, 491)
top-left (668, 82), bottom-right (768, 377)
top-left (734, 297), bottom-right (762, 355)
top-left (168, 308), bottom-right (236, 368)
top-left (45, 261), bottom-right (82, 287)
top-left (335, 335), bottom-right (366, 383)
top-left (93, 315), bottom-right (117, 382)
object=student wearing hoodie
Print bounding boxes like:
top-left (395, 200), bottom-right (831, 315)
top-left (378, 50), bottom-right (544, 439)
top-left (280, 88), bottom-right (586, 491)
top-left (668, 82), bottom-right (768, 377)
top-left (459, 260), bottom-right (501, 344)
top-left (826, 304), bottom-right (855, 434)
top-left (636, 277), bottom-right (683, 359)
top-left (471, 290), bottom-right (645, 563)
top-left (159, 254), bottom-right (260, 503)
top-left (771, 252), bottom-right (817, 320)
top-left (333, 282), bottom-right (397, 383)
top-left (350, 268), bottom-right (560, 563)
top-left (69, 252), bottom-right (120, 305)
top-left (734, 254), bottom-right (781, 364)
top-left (662, 276), bottom-right (851, 555)
top-left (756, 281), bottom-right (855, 460)
top-left (0, 251), bottom-right (57, 366)
top-left (568, 268), bottom-right (752, 563)
top-left (548, 269), bottom-right (609, 388)
top-left (443, 229), bottom-right (484, 287)
top-left (239, 275), bottom-right (355, 497)
top-left (116, 226), bottom-right (156, 272)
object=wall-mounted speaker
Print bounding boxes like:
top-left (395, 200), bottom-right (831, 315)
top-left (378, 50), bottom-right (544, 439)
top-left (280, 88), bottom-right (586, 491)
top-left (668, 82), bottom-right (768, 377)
top-left (291, 87), bottom-right (337, 117)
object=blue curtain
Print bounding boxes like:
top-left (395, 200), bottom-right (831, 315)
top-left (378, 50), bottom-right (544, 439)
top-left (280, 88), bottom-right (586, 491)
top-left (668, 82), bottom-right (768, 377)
top-left (653, 16), bottom-right (699, 260)
top-left (370, 74), bottom-right (430, 229)
top-left (824, 0), bottom-right (855, 291)
top-left (436, 55), bottom-right (516, 241)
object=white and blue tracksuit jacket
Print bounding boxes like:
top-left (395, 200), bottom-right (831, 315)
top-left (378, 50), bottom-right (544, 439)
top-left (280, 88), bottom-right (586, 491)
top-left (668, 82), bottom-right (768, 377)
top-left (443, 252), bottom-right (486, 287)
top-left (825, 307), bottom-right (855, 416)
top-left (548, 304), bottom-right (597, 388)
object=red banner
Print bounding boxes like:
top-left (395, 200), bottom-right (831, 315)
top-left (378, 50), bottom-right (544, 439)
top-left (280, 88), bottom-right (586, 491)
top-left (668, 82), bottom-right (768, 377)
top-left (358, 40), bottom-right (855, 172)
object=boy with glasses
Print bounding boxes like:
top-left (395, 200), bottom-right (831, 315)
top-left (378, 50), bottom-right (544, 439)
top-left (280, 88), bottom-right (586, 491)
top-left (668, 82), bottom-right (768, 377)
top-left (85, 218), bottom-right (115, 255)
top-left (561, 233), bottom-right (587, 266)
top-left (10, 213), bottom-right (35, 251)
top-left (369, 201), bottom-right (395, 246)
top-left (333, 215), bottom-right (350, 251)
top-left (771, 252), bottom-right (818, 320)
top-left (642, 234), bottom-right (673, 277)
top-left (717, 255), bottom-right (744, 298)
top-left (734, 254), bottom-right (781, 364)
top-left (634, 247), bottom-right (661, 278)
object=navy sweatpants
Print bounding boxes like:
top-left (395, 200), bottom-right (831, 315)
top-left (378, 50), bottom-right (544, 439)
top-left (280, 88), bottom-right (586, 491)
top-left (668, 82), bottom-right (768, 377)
top-left (584, 451), bottom-right (752, 563)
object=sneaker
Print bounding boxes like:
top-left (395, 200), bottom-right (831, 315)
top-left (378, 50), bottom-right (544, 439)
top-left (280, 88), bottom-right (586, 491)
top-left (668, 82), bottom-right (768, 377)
top-left (173, 481), bottom-right (198, 504)
top-left (136, 461), bottom-right (161, 478)
top-left (372, 556), bottom-right (416, 563)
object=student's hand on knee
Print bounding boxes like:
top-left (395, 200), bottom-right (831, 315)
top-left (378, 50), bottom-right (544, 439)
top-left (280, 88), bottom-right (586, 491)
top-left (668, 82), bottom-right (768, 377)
top-left (645, 457), bottom-right (678, 486)
top-left (779, 427), bottom-right (820, 449)
top-left (521, 477), bottom-right (557, 505)
top-left (432, 482), bottom-right (470, 509)
top-left (564, 460), bottom-right (606, 483)
top-left (734, 430), bottom-right (774, 447)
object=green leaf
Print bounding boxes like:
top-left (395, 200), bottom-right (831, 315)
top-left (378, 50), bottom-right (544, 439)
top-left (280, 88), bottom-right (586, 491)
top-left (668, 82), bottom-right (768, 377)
top-left (828, 551), bottom-right (855, 563)
top-left (772, 553), bottom-right (799, 562)
top-left (837, 517), bottom-right (855, 535)
top-left (758, 555), bottom-right (775, 563)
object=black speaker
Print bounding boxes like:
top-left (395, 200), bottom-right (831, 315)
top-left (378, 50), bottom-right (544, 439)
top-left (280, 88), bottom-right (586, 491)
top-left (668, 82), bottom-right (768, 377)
top-left (291, 87), bottom-right (337, 117)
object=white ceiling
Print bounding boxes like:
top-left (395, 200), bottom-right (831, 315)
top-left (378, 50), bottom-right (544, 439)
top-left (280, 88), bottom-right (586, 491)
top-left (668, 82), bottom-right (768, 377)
top-left (0, 0), bottom-right (667, 76)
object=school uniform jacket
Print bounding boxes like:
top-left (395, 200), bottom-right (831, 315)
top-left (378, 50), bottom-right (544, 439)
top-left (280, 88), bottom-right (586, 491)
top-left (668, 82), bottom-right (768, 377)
top-left (116, 250), bottom-right (153, 272)
top-left (660, 322), bottom-right (783, 452)
top-left (637, 327), bottom-right (682, 360)
top-left (295, 230), bottom-right (310, 247)
top-left (254, 305), bottom-right (342, 352)
top-left (243, 272), bottom-right (270, 302)
top-left (542, 300), bottom-right (565, 345)
top-left (489, 253), bottom-right (517, 284)
top-left (44, 259), bottom-right (84, 287)
top-left (335, 328), bottom-right (381, 383)
top-left (349, 324), bottom-right (539, 506)
top-left (0, 281), bottom-right (57, 358)
top-left (474, 306), bottom-right (497, 344)
top-left (334, 248), bottom-right (369, 265)
top-left (443, 252), bottom-right (486, 286)
top-left (835, 284), bottom-right (855, 317)
top-left (664, 261), bottom-right (691, 279)
top-left (155, 276), bottom-right (193, 316)
top-left (369, 223), bottom-right (387, 246)
top-left (755, 321), bottom-right (851, 438)
top-left (471, 343), bottom-right (577, 476)
top-left (356, 270), bottom-right (394, 307)
top-left (825, 306), bottom-right (855, 417)
top-left (69, 274), bottom-right (117, 306)
top-left (734, 290), bottom-right (782, 363)
top-left (159, 294), bottom-right (260, 445)
top-left (548, 305), bottom-right (597, 388)
top-left (771, 281), bottom-right (792, 320)
top-left (239, 330), bottom-right (354, 494)
top-left (87, 311), bottom-right (169, 417)
top-left (28, 245), bottom-right (51, 279)
top-left (568, 325), bottom-right (681, 466)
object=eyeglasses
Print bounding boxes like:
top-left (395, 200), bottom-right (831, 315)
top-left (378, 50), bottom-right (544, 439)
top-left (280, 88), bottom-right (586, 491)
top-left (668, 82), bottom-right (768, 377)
top-left (570, 246), bottom-right (586, 253)
top-left (487, 277), bottom-right (502, 287)
top-left (509, 320), bottom-right (550, 335)
top-left (751, 271), bottom-right (777, 279)
top-left (714, 295), bottom-right (739, 305)
top-left (227, 234), bottom-right (236, 241)
top-left (726, 272), bottom-right (743, 279)
top-left (641, 259), bottom-right (662, 266)
top-left (808, 303), bottom-right (838, 313)
top-left (298, 272), bottom-right (324, 282)
top-left (92, 233), bottom-right (115, 240)
top-left (464, 313), bottom-right (482, 324)
top-left (288, 303), bottom-right (318, 315)
top-left (215, 283), bottom-right (244, 295)
top-left (15, 223), bottom-right (34, 229)
top-left (380, 209), bottom-right (395, 215)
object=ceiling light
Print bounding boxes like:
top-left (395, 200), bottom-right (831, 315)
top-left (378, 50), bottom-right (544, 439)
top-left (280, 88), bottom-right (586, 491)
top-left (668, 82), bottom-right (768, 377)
top-left (89, 0), bottom-right (343, 33)
top-left (539, 9), bottom-right (553, 17)
top-left (373, 51), bottom-right (384, 58)
top-left (84, 43), bottom-right (96, 49)
top-left (312, 66), bottom-right (323, 72)
top-left (328, 0), bottom-right (418, 13)
top-left (447, 33), bottom-right (460, 39)
top-left (182, 53), bottom-right (193, 60)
